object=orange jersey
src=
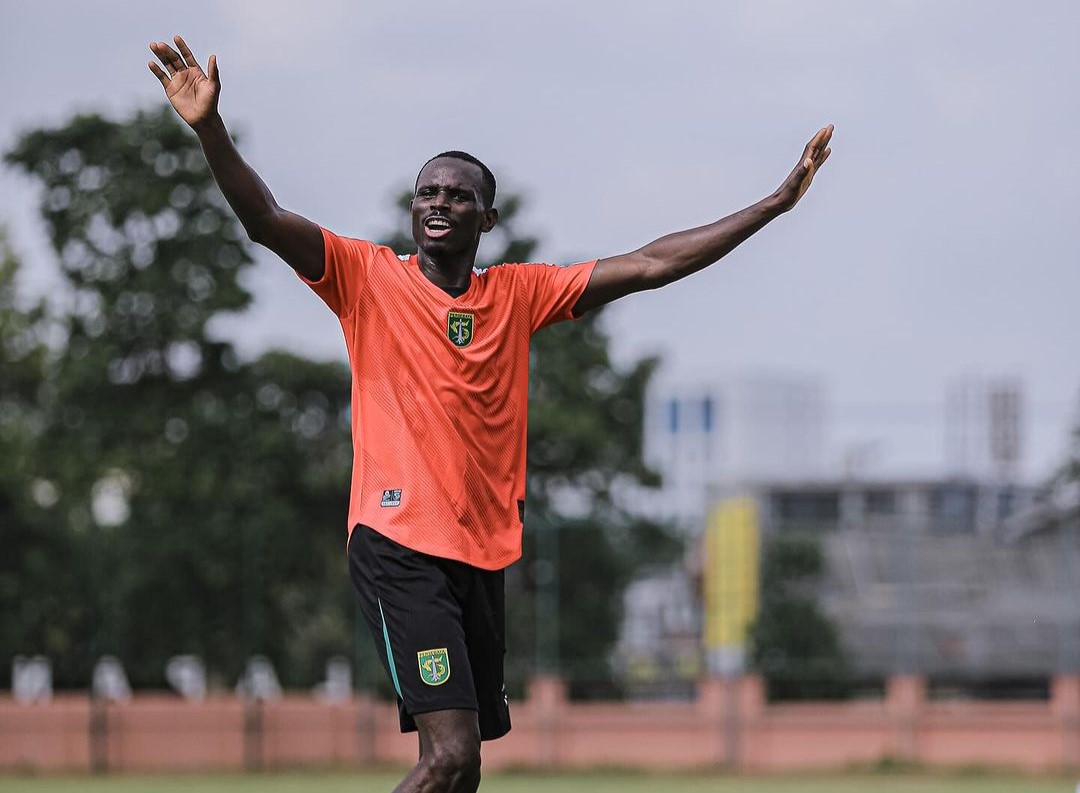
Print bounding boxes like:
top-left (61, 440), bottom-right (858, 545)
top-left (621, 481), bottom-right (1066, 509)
top-left (300, 227), bottom-right (597, 570)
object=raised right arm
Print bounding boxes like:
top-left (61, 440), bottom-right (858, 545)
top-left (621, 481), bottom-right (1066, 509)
top-left (149, 36), bottom-right (325, 281)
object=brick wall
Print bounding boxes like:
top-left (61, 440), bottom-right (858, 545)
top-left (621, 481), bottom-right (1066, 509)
top-left (2, 675), bottom-right (1076, 773)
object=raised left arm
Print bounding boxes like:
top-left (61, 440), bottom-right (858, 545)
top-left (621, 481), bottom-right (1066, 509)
top-left (573, 125), bottom-right (833, 315)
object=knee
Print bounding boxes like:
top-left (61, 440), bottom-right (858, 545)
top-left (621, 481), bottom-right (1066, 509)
top-left (425, 737), bottom-right (481, 786)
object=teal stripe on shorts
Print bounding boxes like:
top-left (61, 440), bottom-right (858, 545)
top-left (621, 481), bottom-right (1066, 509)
top-left (378, 598), bottom-right (403, 699)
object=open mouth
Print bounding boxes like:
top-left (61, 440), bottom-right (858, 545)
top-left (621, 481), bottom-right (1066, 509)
top-left (424, 216), bottom-right (453, 239)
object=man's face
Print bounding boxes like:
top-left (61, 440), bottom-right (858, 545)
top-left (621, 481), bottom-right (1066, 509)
top-left (411, 158), bottom-right (496, 256)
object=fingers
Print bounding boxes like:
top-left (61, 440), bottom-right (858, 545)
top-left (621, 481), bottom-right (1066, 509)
top-left (802, 129), bottom-right (823, 158)
top-left (207, 54), bottom-right (219, 87)
top-left (804, 147), bottom-right (832, 176)
top-left (173, 35), bottom-right (200, 70)
top-left (149, 40), bottom-right (184, 76)
top-left (802, 124), bottom-right (834, 169)
top-left (148, 61), bottom-right (171, 89)
top-left (807, 124), bottom-right (832, 149)
top-left (817, 125), bottom-right (834, 157)
top-left (149, 38), bottom-right (200, 77)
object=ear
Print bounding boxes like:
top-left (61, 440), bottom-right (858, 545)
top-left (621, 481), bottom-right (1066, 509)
top-left (480, 207), bottom-right (499, 234)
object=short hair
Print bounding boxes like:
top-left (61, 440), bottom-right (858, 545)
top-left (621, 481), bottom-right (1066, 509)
top-left (416, 150), bottom-right (497, 209)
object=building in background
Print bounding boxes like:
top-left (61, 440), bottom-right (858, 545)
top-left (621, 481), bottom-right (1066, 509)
top-left (706, 478), bottom-right (1078, 687)
top-left (614, 373), bottom-right (825, 694)
top-left (617, 475), bottom-right (1079, 694)
top-left (612, 567), bottom-right (700, 699)
top-left (616, 371), bottom-right (1064, 694)
top-left (945, 375), bottom-right (1024, 483)
top-left (627, 373), bottom-right (828, 530)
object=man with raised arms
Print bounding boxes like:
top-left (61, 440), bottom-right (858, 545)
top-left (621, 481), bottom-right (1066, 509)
top-left (149, 35), bottom-right (833, 793)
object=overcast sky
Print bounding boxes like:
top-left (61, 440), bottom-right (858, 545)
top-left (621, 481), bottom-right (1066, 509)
top-left (1, 1), bottom-right (1077, 482)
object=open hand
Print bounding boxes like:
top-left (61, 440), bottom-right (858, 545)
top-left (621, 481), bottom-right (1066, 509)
top-left (774, 125), bottom-right (833, 212)
top-left (148, 36), bottom-right (220, 129)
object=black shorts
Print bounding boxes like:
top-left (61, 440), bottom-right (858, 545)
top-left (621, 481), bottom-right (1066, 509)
top-left (348, 524), bottom-right (511, 741)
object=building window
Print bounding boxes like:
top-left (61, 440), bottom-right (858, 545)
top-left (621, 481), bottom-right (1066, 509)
top-left (865, 489), bottom-right (897, 515)
top-left (775, 491), bottom-right (840, 532)
top-left (929, 486), bottom-right (975, 533)
top-left (997, 488), bottom-right (1016, 519)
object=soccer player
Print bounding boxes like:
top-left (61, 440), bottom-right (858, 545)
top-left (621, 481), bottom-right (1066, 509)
top-left (149, 35), bottom-right (832, 793)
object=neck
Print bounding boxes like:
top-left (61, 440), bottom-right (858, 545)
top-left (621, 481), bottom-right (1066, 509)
top-left (417, 247), bottom-right (478, 291)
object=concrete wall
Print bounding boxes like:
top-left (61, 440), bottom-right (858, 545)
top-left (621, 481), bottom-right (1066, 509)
top-left (2, 675), bottom-right (1077, 774)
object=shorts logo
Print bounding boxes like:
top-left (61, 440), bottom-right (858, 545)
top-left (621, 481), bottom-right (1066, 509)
top-left (446, 311), bottom-right (474, 348)
top-left (381, 489), bottom-right (402, 507)
top-left (417, 648), bottom-right (450, 686)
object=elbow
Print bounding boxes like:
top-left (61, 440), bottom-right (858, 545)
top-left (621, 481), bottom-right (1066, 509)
top-left (641, 249), bottom-right (706, 290)
top-left (640, 257), bottom-right (677, 290)
top-left (241, 209), bottom-right (279, 247)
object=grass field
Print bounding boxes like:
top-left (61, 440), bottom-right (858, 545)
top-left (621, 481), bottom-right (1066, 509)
top-left (0, 772), bottom-right (1075, 793)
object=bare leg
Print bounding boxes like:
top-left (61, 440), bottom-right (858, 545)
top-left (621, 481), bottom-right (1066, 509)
top-left (392, 709), bottom-right (481, 793)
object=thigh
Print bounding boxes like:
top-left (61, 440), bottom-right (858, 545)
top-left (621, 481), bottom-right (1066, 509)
top-left (464, 568), bottom-right (511, 740)
top-left (349, 525), bottom-right (480, 727)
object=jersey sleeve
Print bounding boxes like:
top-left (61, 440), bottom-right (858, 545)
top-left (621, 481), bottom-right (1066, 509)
top-left (521, 259), bottom-right (598, 333)
top-left (296, 227), bottom-right (375, 317)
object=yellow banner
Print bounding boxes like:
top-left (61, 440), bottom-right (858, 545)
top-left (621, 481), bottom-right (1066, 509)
top-left (703, 497), bottom-right (760, 649)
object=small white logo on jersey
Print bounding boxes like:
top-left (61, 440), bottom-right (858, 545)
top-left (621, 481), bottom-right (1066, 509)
top-left (397, 254), bottom-right (411, 261)
top-left (381, 489), bottom-right (402, 507)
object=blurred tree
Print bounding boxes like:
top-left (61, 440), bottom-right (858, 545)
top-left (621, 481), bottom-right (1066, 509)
top-left (0, 232), bottom-right (93, 683)
top-left (379, 190), bottom-right (678, 697)
top-left (0, 231), bottom-right (46, 534)
top-left (6, 108), bottom-right (353, 688)
top-left (748, 533), bottom-right (852, 701)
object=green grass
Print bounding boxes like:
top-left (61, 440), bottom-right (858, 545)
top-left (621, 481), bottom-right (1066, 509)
top-left (0, 772), bottom-right (1075, 793)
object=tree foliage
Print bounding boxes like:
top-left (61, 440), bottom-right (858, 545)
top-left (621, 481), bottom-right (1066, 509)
top-left (5, 108), bottom-right (353, 688)
top-left (0, 232), bottom-right (74, 679)
top-left (748, 533), bottom-right (852, 701)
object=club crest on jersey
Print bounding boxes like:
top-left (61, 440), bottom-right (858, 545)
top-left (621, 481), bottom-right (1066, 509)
top-left (417, 648), bottom-right (450, 686)
top-left (446, 311), bottom-right (474, 348)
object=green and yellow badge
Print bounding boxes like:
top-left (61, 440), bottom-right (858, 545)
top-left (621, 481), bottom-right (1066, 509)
top-left (417, 648), bottom-right (450, 686)
top-left (446, 311), bottom-right (474, 348)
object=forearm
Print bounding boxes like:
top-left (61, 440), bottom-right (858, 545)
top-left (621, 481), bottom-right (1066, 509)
top-left (638, 194), bottom-right (785, 287)
top-left (192, 114), bottom-right (280, 241)
top-left (149, 37), bottom-right (326, 279)
top-left (576, 126), bottom-right (832, 315)
top-left (574, 195), bottom-right (787, 314)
